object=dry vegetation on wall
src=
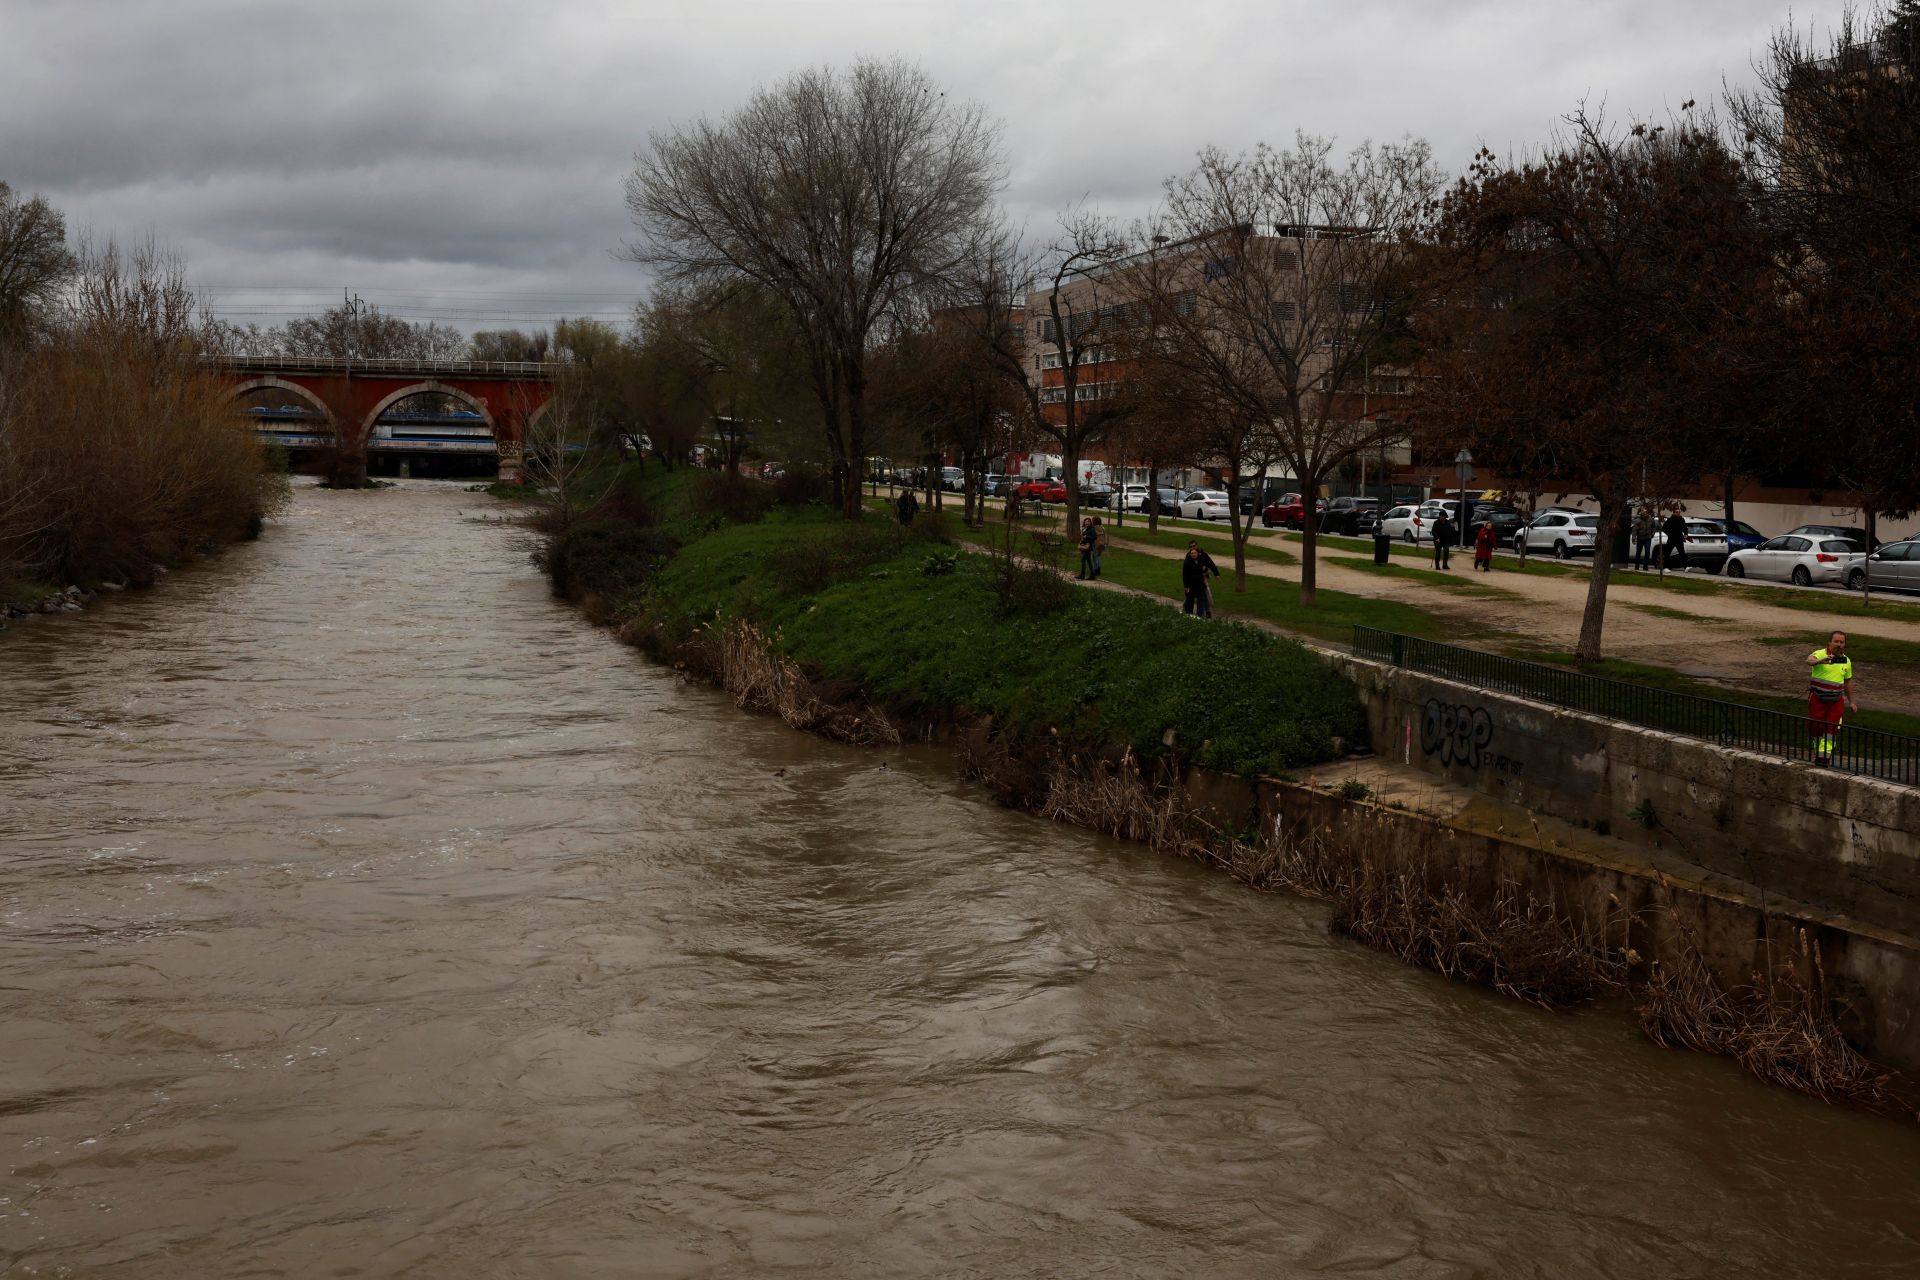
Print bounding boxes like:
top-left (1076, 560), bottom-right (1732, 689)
top-left (1637, 921), bottom-right (1898, 1110)
top-left (964, 735), bottom-right (1626, 1010)
top-left (0, 240), bottom-right (282, 596)
top-left (962, 733), bottom-right (1911, 1112)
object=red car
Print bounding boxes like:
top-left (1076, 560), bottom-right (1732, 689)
top-left (1014, 479), bottom-right (1067, 503)
top-left (1261, 493), bottom-right (1324, 529)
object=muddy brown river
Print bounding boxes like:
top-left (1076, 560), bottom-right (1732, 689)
top-left (3, 481), bottom-right (1918, 1277)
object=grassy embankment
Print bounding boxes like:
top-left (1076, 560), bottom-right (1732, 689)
top-left (553, 469), bottom-right (1368, 778)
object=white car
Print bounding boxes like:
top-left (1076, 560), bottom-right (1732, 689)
top-left (1726, 534), bottom-right (1865, 586)
top-left (1378, 503), bottom-right (1446, 543)
top-left (1673, 519), bottom-right (1730, 573)
top-left (1179, 490), bottom-right (1231, 521)
top-left (1520, 511), bottom-right (1601, 558)
top-left (1119, 484), bottom-right (1154, 512)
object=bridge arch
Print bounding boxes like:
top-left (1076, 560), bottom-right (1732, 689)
top-left (360, 380), bottom-right (497, 441)
top-left (228, 376), bottom-right (334, 425)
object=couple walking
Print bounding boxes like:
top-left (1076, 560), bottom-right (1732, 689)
top-left (1077, 516), bottom-right (1110, 579)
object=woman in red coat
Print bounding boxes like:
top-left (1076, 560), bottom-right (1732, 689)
top-left (1473, 521), bottom-right (1496, 572)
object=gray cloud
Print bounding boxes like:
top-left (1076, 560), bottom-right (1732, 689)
top-left (1, 0), bottom-right (1849, 333)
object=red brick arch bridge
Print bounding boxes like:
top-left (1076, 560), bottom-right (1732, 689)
top-left (209, 355), bottom-right (561, 479)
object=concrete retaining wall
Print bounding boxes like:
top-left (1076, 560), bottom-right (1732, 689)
top-left (1329, 653), bottom-right (1920, 937)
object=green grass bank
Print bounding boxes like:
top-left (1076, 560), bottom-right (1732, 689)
top-left (539, 468), bottom-right (1367, 779)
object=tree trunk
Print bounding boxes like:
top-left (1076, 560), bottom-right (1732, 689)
top-left (841, 361), bottom-right (867, 521)
top-left (1223, 472), bottom-right (1247, 592)
top-left (1862, 509), bottom-right (1878, 605)
top-left (1574, 501), bottom-right (1626, 662)
top-left (1722, 471), bottom-right (1737, 536)
top-left (1298, 470), bottom-right (1321, 607)
top-left (1063, 436), bottom-right (1081, 538)
top-left (1144, 455), bottom-right (1160, 533)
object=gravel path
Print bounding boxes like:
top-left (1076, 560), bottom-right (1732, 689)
top-left (1100, 525), bottom-right (1920, 714)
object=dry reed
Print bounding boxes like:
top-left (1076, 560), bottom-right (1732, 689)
top-left (719, 620), bottom-right (900, 747)
top-left (1637, 922), bottom-right (1899, 1110)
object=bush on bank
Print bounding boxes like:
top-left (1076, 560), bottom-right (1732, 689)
top-left (542, 468), bottom-right (1366, 778)
top-left (0, 241), bottom-right (285, 596)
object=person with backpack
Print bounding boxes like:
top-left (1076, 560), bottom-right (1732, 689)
top-left (896, 488), bottom-right (919, 527)
top-left (1091, 517), bottom-right (1109, 580)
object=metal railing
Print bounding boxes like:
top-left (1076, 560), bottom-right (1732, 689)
top-left (1353, 626), bottom-right (1920, 786)
top-left (205, 354), bottom-right (561, 378)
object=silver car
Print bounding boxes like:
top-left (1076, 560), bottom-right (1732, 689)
top-left (1846, 538), bottom-right (1920, 592)
top-left (1726, 535), bottom-right (1864, 586)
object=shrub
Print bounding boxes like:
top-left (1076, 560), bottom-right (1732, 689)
top-left (772, 469), bottom-right (831, 507)
top-left (690, 473), bottom-right (776, 524)
top-left (0, 239), bottom-right (282, 587)
top-left (909, 509), bottom-right (956, 543)
top-left (762, 522), bottom-right (902, 595)
top-left (920, 548), bottom-right (959, 577)
top-left (542, 517), bottom-right (678, 601)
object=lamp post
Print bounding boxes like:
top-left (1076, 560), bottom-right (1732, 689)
top-left (1453, 447), bottom-right (1473, 546)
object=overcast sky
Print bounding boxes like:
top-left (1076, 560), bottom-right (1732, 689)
top-left (2, 0), bottom-right (1850, 336)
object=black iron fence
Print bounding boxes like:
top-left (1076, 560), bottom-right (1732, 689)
top-left (1353, 626), bottom-right (1920, 787)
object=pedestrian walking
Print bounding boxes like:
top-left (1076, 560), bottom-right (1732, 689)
top-left (1432, 512), bottom-right (1456, 569)
top-left (1077, 517), bottom-right (1097, 579)
top-left (1091, 517), bottom-right (1109, 580)
top-left (1661, 509), bottom-right (1687, 572)
top-left (1632, 507), bottom-right (1654, 570)
top-left (896, 488), bottom-right (919, 527)
top-left (1805, 631), bottom-right (1858, 767)
top-left (1181, 541), bottom-right (1220, 617)
top-left (1473, 520), bottom-right (1496, 572)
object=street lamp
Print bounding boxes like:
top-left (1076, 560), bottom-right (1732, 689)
top-left (1453, 447), bottom-right (1473, 542)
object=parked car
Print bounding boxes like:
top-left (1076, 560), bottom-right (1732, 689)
top-left (939, 466), bottom-right (964, 491)
top-left (1786, 523), bottom-right (1877, 551)
top-left (1675, 519), bottom-right (1731, 573)
top-left (983, 474), bottom-right (1011, 497)
top-left (1378, 503), bottom-right (1447, 543)
top-left (1261, 492), bottom-right (1303, 528)
top-left (1726, 535), bottom-right (1864, 586)
top-left (1261, 492), bottom-right (1327, 529)
top-left (1699, 517), bottom-right (1768, 554)
top-left (1119, 484), bottom-right (1154, 511)
top-left (1846, 538), bottom-right (1920, 592)
top-left (1013, 478), bottom-right (1066, 503)
top-left (1180, 490), bottom-right (1232, 521)
top-left (1079, 483), bottom-right (1114, 508)
top-left (1322, 496), bottom-right (1381, 536)
top-left (1519, 510), bottom-right (1601, 558)
top-left (1155, 488), bottom-right (1184, 515)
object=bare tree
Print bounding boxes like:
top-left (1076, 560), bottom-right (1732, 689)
top-left (1730, 7), bottom-right (1920, 591)
top-left (0, 181), bottom-right (76, 351)
top-left (1148, 135), bottom-right (1442, 605)
top-left (626, 58), bottom-right (1004, 518)
top-left (1419, 111), bottom-right (1775, 660)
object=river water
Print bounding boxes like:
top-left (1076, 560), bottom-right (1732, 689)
top-left (3, 482), bottom-right (1918, 1278)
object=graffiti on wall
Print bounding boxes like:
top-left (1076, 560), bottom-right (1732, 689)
top-left (1419, 698), bottom-right (1524, 776)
